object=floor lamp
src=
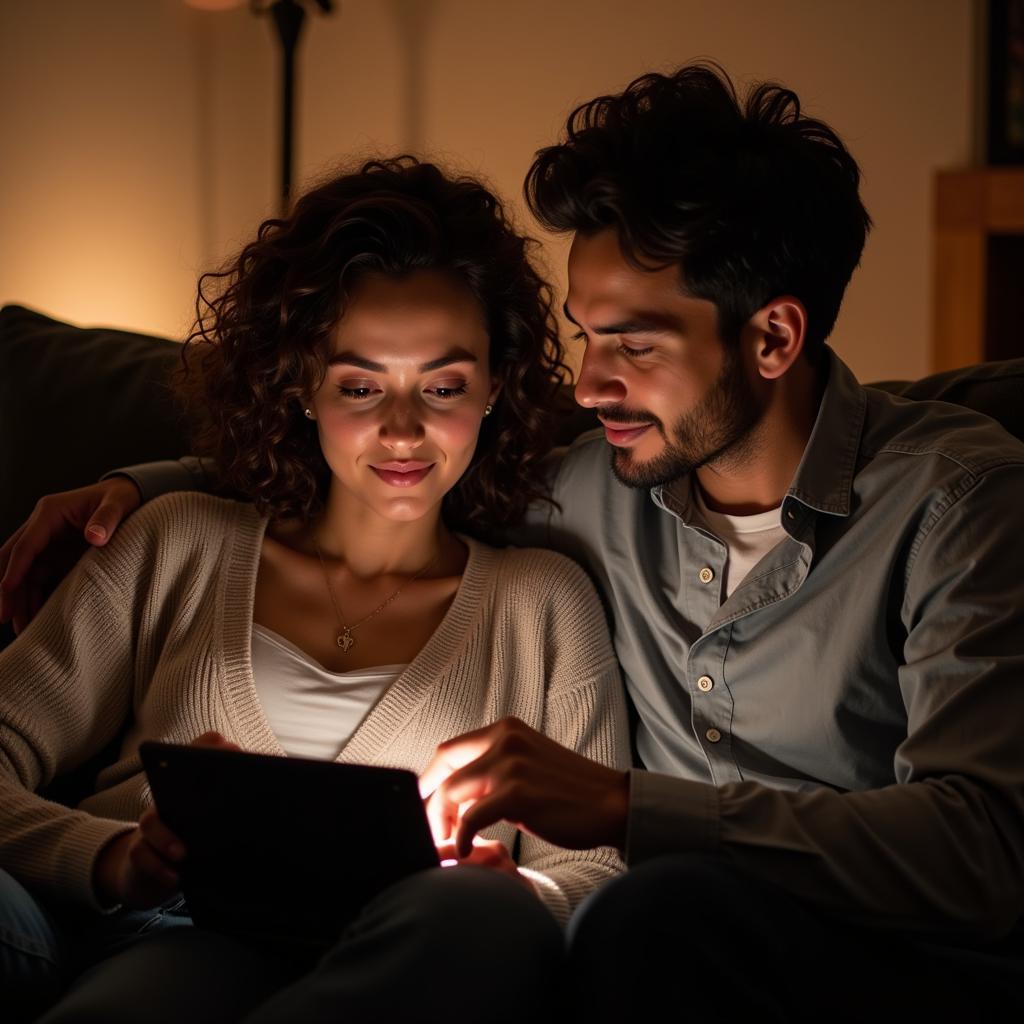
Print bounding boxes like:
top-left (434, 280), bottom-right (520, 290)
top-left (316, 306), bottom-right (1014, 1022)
top-left (253, 0), bottom-right (334, 214)
top-left (188, 0), bottom-right (335, 214)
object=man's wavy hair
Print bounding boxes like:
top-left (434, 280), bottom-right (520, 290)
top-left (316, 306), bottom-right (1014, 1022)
top-left (177, 157), bottom-right (567, 536)
top-left (525, 62), bottom-right (872, 361)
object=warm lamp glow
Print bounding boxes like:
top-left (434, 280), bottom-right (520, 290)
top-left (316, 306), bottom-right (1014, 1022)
top-left (183, 0), bottom-right (245, 10)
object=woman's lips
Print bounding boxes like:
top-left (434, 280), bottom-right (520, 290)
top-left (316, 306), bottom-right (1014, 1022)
top-left (599, 421), bottom-right (653, 446)
top-left (370, 461), bottom-right (435, 487)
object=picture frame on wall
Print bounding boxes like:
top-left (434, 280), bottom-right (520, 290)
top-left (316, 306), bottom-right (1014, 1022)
top-left (988, 0), bottom-right (1024, 164)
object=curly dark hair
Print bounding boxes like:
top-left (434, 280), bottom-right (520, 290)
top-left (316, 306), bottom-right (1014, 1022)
top-left (525, 62), bottom-right (872, 362)
top-left (177, 156), bottom-right (567, 536)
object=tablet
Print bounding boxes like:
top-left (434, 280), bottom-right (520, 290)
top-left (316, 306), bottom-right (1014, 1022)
top-left (139, 741), bottom-right (440, 951)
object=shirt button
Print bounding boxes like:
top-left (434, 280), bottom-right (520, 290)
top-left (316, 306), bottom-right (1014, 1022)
top-left (705, 727), bottom-right (722, 744)
top-left (697, 675), bottom-right (714, 692)
top-left (698, 566), bottom-right (715, 584)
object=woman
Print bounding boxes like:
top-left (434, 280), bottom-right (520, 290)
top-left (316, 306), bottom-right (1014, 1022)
top-left (0, 157), bottom-right (630, 1022)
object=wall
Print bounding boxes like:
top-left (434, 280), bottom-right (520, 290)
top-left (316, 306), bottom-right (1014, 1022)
top-left (0, 0), bottom-right (976, 381)
top-left (0, 1), bottom-right (209, 339)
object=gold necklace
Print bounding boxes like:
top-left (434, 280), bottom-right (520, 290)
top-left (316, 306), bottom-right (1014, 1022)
top-left (312, 540), bottom-right (440, 653)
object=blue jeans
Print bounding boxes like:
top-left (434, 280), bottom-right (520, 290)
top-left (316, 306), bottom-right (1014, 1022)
top-left (566, 853), bottom-right (1024, 1023)
top-left (1, 866), bottom-right (563, 1023)
top-left (1, 868), bottom-right (195, 1022)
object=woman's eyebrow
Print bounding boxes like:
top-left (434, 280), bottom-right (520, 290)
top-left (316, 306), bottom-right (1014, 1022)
top-left (418, 349), bottom-right (478, 372)
top-left (328, 352), bottom-right (386, 371)
top-left (327, 348), bottom-right (478, 372)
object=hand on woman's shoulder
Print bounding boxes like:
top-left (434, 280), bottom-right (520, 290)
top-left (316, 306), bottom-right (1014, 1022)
top-left (81, 492), bottom-right (260, 583)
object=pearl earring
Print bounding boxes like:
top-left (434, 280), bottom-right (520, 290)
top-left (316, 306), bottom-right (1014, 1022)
top-left (304, 409), bottom-right (314, 420)
top-left (483, 404), bottom-right (493, 417)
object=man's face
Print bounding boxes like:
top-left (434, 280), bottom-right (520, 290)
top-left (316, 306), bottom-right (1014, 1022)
top-left (566, 229), bottom-right (763, 489)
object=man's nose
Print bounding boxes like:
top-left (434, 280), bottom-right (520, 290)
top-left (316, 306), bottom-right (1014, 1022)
top-left (574, 347), bottom-right (628, 408)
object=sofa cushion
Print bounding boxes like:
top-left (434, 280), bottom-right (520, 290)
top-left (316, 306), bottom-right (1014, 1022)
top-left (0, 305), bottom-right (191, 548)
top-left (4, 307), bottom-right (1022, 547)
top-left (4, 306), bottom-right (1022, 542)
top-left (871, 359), bottom-right (1024, 443)
top-left (0, 305), bottom-right (192, 654)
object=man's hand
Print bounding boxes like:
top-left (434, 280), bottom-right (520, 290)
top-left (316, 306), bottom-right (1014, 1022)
top-left (92, 731), bottom-right (240, 909)
top-left (437, 837), bottom-right (540, 899)
top-left (420, 717), bottom-right (630, 858)
top-left (0, 477), bottom-right (141, 633)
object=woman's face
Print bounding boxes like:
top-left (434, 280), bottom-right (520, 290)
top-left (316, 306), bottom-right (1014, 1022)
top-left (309, 269), bottom-right (499, 525)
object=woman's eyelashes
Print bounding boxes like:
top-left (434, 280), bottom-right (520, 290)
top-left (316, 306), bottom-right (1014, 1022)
top-left (335, 380), bottom-right (469, 401)
top-left (337, 381), bottom-right (380, 399)
top-left (427, 382), bottom-right (468, 399)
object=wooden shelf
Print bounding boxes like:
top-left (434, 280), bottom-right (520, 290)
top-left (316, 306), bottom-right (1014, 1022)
top-left (933, 167), bottom-right (1024, 371)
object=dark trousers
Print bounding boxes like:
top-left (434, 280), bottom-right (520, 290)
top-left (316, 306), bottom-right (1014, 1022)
top-left (2, 865), bottom-right (563, 1024)
top-left (566, 853), bottom-right (1024, 1023)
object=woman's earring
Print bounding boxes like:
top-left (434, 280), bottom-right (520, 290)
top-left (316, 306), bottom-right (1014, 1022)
top-left (483, 404), bottom-right (493, 418)
top-left (304, 409), bottom-right (315, 420)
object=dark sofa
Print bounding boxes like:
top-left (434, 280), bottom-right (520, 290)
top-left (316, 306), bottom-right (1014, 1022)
top-left (3, 300), bottom-right (1024, 652)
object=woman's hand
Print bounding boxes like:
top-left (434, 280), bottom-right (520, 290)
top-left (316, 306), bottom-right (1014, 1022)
top-left (93, 805), bottom-right (186, 909)
top-left (92, 731), bottom-right (240, 908)
top-left (0, 477), bottom-right (141, 634)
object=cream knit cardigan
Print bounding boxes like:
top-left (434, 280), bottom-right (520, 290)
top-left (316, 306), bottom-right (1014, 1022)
top-left (0, 493), bottom-right (630, 924)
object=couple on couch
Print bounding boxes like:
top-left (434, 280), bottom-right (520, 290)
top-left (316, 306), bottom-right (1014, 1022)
top-left (2, 62), bottom-right (1023, 1022)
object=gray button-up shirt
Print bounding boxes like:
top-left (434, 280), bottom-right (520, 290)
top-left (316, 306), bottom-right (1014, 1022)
top-left (519, 351), bottom-right (1024, 941)
top-left (127, 352), bottom-right (1024, 941)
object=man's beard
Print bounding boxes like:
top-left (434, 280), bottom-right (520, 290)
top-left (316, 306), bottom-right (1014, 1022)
top-left (608, 347), bottom-right (762, 490)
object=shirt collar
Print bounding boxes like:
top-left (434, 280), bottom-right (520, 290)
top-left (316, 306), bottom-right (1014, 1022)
top-left (650, 348), bottom-right (867, 522)
top-left (785, 349), bottom-right (866, 518)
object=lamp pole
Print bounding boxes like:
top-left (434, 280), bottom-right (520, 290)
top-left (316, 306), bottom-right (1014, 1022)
top-left (255, 0), bottom-right (334, 215)
top-left (270, 0), bottom-right (304, 213)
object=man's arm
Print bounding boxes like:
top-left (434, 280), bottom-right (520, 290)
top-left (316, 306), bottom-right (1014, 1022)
top-left (424, 463), bottom-right (1024, 942)
top-left (5, 443), bottom-right (563, 634)
top-left (103, 455), bottom-right (211, 505)
top-left (0, 458), bottom-right (211, 633)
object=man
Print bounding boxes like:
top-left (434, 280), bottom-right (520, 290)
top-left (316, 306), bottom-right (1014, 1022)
top-left (419, 66), bottom-right (1024, 1018)
top-left (3, 64), bottom-right (1024, 1018)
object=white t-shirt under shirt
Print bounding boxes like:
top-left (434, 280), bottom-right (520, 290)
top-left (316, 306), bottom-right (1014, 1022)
top-left (690, 482), bottom-right (788, 601)
top-left (251, 623), bottom-right (405, 760)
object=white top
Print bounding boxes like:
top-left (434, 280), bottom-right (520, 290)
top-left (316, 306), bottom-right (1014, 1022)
top-left (692, 483), bottom-right (788, 600)
top-left (251, 623), bottom-right (405, 761)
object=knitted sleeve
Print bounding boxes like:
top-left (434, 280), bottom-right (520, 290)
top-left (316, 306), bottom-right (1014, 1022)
top-left (0, 546), bottom-right (142, 908)
top-left (511, 555), bottom-right (632, 924)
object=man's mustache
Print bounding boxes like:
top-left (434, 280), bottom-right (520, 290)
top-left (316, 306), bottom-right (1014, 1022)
top-left (598, 406), bottom-right (666, 434)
